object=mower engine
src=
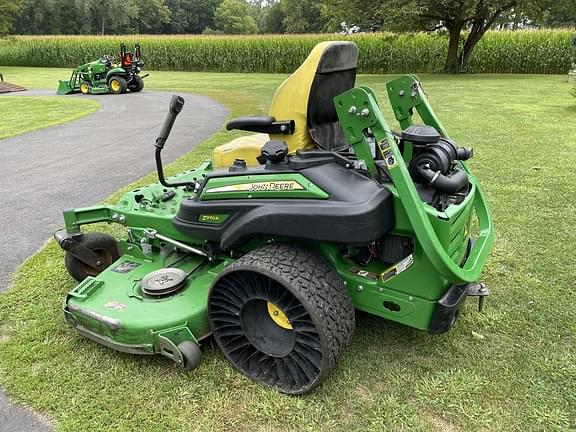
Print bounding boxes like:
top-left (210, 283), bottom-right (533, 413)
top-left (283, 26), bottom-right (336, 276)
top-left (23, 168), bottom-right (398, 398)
top-left (402, 125), bottom-right (474, 211)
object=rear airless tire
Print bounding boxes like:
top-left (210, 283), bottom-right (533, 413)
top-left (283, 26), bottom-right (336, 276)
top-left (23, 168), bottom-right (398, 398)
top-left (208, 243), bottom-right (355, 394)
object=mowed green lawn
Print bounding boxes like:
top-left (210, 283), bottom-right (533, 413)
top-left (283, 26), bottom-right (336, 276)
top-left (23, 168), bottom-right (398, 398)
top-left (0, 66), bottom-right (574, 432)
top-left (0, 96), bottom-right (99, 139)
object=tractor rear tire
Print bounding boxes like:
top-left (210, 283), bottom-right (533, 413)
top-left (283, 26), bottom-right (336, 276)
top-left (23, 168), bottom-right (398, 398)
top-left (64, 232), bottom-right (120, 282)
top-left (128, 76), bottom-right (144, 92)
top-left (208, 243), bottom-right (355, 394)
top-left (80, 81), bottom-right (91, 95)
top-left (108, 76), bottom-right (127, 94)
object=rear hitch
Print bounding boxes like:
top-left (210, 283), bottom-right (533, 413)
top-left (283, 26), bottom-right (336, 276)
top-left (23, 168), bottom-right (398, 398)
top-left (429, 281), bottom-right (491, 335)
top-left (467, 282), bottom-right (490, 312)
top-left (54, 229), bottom-right (106, 270)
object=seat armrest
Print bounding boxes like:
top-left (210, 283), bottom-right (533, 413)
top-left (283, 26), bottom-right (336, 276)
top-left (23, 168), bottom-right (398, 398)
top-left (226, 116), bottom-right (295, 135)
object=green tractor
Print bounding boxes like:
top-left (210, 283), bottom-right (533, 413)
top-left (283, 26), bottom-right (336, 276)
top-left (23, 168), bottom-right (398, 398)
top-left (57, 43), bottom-right (146, 95)
top-left (54, 42), bottom-right (494, 394)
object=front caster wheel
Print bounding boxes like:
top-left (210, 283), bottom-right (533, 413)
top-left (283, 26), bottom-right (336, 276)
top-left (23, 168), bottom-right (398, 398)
top-left (208, 244), bottom-right (355, 395)
top-left (178, 341), bottom-right (202, 371)
top-left (64, 232), bottom-right (120, 282)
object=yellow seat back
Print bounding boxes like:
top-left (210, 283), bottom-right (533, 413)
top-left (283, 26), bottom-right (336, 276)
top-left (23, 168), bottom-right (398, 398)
top-left (213, 41), bottom-right (358, 167)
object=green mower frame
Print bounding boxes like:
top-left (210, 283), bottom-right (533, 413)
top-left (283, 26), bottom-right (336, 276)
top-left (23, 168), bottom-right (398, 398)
top-left (55, 69), bottom-right (494, 394)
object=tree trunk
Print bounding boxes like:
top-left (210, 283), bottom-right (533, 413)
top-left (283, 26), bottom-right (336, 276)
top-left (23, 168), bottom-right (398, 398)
top-left (461, 33), bottom-right (484, 69)
top-left (460, 19), bottom-right (485, 70)
top-left (445, 20), bottom-right (464, 73)
top-left (460, 7), bottom-right (511, 70)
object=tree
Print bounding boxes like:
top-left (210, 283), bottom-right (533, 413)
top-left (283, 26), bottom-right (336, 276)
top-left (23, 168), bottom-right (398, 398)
top-left (323, 0), bottom-right (528, 72)
top-left (214, 0), bottom-right (258, 34)
top-left (130, 0), bottom-right (171, 33)
top-left (528, 0), bottom-right (576, 27)
top-left (411, 0), bottom-right (519, 72)
top-left (163, 0), bottom-right (222, 33)
top-left (90, 0), bottom-right (138, 35)
top-left (281, 0), bottom-right (325, 33)
top-left (320, 0), bottom-right (386, 32)
top-left (0, 0), bottom-right (22, 35)
top-left (261, 1), bottom-right (285, 33)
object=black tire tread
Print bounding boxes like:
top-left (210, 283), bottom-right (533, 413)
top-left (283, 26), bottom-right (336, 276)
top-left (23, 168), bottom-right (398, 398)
top-left (108, 76), bottom-right (127, 94)
top-left (210, 243), bottom-right (355, 393)
top-left (129, 76), bottom-right (144, 92)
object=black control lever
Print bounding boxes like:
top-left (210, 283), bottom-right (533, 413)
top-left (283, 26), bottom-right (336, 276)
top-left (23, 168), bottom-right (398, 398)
top-left (155, 95), bottom-right (185, 149)
top-left (155, 95), bottom-right (193, 189)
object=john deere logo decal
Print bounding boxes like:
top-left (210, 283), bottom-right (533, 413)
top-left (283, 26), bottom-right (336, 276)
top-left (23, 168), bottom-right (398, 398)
top-left (206, 181), bottom-right (304, 194)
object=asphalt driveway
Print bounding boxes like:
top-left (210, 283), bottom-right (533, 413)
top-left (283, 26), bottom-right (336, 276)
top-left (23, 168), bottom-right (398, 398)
top-left (0, 89), bottom-right (228, 431)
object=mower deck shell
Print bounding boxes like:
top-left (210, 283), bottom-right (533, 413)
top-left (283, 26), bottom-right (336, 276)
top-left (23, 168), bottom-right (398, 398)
top-left (64, 243), bottom-right (228, 357)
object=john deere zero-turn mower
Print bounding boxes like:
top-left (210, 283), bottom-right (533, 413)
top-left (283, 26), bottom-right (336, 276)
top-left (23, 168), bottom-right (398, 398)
top-left (57, 43), bottom-right (146, 95)
top-left (54, 42), bottom-right (494, 394)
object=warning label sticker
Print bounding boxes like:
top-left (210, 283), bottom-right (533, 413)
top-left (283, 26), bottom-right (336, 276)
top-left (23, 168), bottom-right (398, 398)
top-left (112, 261), bottom-right (141, 274)
top-left (381, 254), bottom-right (414, 283)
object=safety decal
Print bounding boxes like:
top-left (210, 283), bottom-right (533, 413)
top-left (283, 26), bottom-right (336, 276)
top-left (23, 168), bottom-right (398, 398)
top-left (112, 261), bottom-right (141, 273)
top-left (105, 301), bottom-right (126, 310)
top-left (378, 139), bottom-right (398, 169)
top-left (381, 254), bottom-right (414, 283)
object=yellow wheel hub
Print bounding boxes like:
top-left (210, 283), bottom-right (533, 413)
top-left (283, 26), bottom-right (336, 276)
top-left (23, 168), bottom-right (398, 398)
top-left (110, 80), bottom-right (120, 92)
top-left (267, 302), bottom-right (292, 330)
top-left (80, 83), bottom-right (89, 94)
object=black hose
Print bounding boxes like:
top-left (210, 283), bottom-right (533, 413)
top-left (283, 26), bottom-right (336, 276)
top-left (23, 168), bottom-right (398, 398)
top-left (418, 166), bottom-right (469, 194)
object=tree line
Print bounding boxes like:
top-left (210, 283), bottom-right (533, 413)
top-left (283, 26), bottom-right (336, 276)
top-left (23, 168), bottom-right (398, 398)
top-left (1, 0), bottom-right (575, 72)
top-left (4, 0), bottom-right (575, 36)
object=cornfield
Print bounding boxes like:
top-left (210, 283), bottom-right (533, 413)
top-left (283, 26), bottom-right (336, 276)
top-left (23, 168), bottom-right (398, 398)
top-left (0, 30), bottom-right (573, 74)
